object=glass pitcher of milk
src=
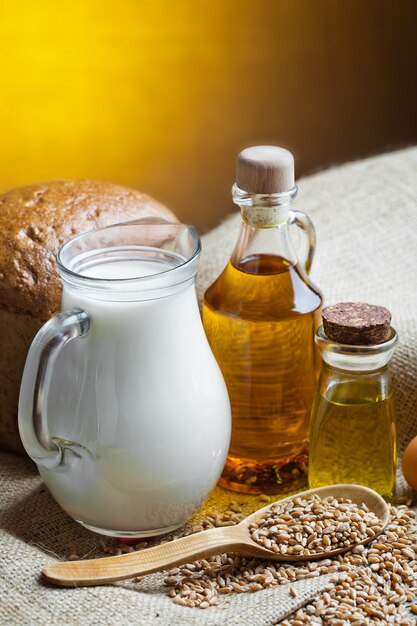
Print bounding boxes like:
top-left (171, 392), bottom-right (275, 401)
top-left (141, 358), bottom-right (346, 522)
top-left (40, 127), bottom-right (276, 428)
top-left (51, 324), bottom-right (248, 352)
top-left (18, 219), bottom-right (231, 538)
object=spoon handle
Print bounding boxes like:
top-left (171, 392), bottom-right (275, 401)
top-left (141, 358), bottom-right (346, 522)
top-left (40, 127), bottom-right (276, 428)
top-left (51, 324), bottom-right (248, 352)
top-left (42, 525), bottom-right (241, 586)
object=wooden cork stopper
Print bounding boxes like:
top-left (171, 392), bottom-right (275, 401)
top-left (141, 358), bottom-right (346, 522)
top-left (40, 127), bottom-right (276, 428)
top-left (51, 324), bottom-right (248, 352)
top-left (236, 146), bottom-right (295, 194)
top-left (322, 302), bottom-right (392, 345)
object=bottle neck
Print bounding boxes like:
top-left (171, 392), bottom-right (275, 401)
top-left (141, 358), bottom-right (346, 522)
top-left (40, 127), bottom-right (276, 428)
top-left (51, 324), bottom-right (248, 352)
top-left (316, 326), bottom-right (398, 374)
top-left (232, 183), bottom-right (297, 227)
top-left (231, 183), bottom-right (298, 267)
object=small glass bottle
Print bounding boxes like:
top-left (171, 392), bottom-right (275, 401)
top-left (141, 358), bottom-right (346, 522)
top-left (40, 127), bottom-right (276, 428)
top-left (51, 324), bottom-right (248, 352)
top-left (308, 309), bottom-right (398, 502)
top-left (203, 146), bottom-right (322, 494)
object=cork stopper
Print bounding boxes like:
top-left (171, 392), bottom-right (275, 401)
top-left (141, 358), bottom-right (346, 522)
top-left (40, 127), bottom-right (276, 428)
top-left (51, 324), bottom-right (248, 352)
top-left (236, 146), bottom-right (295, 194)
top-left (322, 302), bottom-right (392, 346)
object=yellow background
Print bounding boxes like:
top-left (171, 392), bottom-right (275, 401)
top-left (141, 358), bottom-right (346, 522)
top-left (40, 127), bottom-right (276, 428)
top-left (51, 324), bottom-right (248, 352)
top-left (0, 0), bottom-right (416, 231)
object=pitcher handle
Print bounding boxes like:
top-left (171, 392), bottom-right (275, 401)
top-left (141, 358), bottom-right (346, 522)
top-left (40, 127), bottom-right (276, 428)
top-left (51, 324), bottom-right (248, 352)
top-left (289, 209), bottom-right (316, 275)
top-left (18, 308), bottom-right (90, 470)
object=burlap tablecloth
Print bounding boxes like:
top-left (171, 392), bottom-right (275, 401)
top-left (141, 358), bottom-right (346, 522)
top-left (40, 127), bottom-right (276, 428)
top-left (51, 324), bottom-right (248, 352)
top-left (1, 147), bottom-right (417, 625)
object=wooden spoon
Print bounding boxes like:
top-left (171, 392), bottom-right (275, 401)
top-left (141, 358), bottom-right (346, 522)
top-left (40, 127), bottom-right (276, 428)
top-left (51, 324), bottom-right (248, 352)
top-left (42, 484), bottom-right (389, 587)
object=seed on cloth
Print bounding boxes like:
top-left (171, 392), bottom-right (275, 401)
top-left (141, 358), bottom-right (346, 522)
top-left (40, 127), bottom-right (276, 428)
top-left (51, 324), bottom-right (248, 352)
top-left (162, 500), bottom-right (416, 623)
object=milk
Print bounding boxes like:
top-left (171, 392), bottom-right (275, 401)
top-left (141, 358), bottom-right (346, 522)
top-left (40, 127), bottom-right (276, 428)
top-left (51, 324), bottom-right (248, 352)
top-left (40, 254), bottom-right (231, 536)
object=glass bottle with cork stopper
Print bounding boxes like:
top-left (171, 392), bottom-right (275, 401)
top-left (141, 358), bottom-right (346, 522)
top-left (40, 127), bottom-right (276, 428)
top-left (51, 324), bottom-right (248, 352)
top-left (203, 146), bottom-right (322, 494)
top-left (308, 302), bottom-right (398, 501)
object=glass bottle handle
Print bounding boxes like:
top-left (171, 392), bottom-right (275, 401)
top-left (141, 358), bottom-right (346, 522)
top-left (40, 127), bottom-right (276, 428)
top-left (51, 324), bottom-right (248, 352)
top-left (289, 209), bottom-right (316, 275)
top-left (18, 308), bottom-right (90, 470)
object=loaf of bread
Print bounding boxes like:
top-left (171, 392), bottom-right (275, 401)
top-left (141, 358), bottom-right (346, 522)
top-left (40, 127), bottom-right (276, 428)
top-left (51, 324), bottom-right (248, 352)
top-left (0, 180), bottom-right (175, 453)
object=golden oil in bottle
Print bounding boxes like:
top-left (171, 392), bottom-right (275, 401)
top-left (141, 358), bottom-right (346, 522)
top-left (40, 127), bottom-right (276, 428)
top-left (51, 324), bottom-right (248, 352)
top-left (309, 305), bottom-right (398, 502)
top-left (308, 378), bottom-right (396, 501)
top-left (203, 146), bottom-right (322, 494)
top-left (203, 252), bottom-right (322, 494)
top-left (203, 146), bottom-right (323, 494)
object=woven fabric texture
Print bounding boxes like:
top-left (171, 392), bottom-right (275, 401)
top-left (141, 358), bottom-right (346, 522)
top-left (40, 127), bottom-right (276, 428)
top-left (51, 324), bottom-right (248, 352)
top-left (1, 147), bottom-right (417, 625)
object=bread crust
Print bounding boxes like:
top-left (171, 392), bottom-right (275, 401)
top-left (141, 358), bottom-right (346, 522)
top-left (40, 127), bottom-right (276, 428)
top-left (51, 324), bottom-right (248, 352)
top-left (0, 179), bottom-right (175, 318)
top-left (0, 179), bottom-right (175, 453)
